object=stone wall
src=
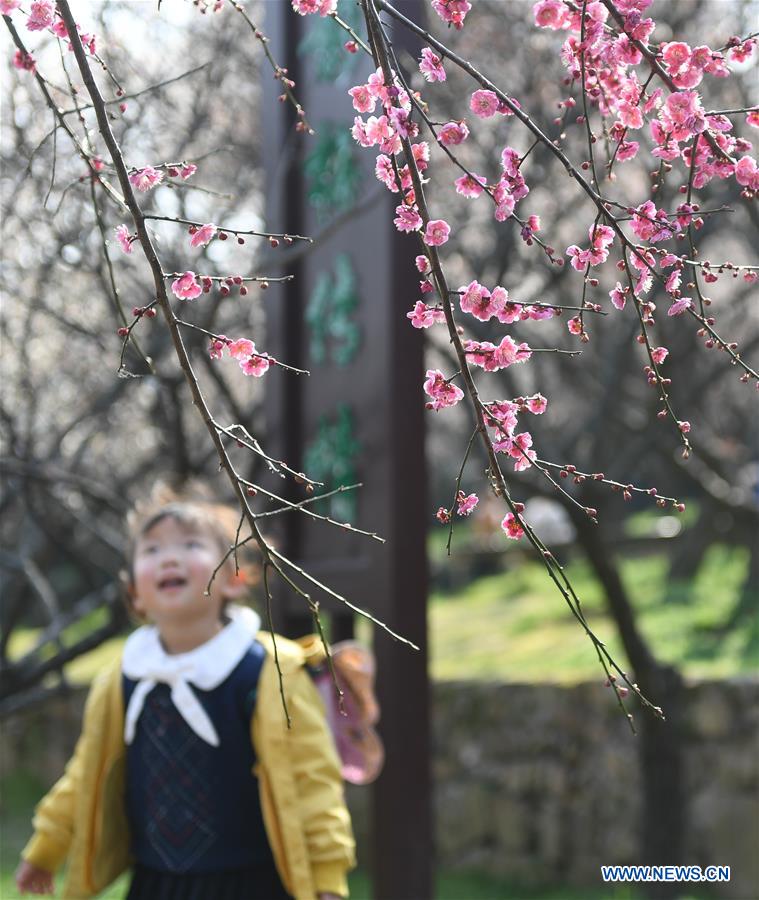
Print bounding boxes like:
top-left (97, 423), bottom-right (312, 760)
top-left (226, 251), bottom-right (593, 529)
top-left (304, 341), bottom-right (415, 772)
top-left (425, 679), bottom-right (759, 900)
top-left (3, 679), bottom-right (757, 898)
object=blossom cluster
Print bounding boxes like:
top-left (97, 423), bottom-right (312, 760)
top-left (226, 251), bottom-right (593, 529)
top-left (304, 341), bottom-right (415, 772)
top-left (208, 336), bottom-right (271, 377)
top-left (128, 163), bottom-right (196, 192)
top-left (6, 0), bottom-right (98, 57)
top-left (170, 271), bottom-right (251, 300)
top-left (533, 0), bottom-right (757, 194)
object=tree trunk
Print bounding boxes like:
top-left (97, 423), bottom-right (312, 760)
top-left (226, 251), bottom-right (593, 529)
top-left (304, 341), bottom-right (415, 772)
top-left (569, 504), bottom-right (686, 898)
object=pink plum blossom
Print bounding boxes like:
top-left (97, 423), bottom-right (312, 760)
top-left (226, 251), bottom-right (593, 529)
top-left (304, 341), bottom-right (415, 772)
top-left (228, 339), bottom-right (255, 360)
top-left (348, 85), bottom-right (376, 114)
top-left (129, 167), bottom-right (164, 192)
top-left (407, 301), bottom-right (445, 329)
top-left (651, 346), bottom-right (669, 364)
top-left (367, 115), bottom-right (394, 146)
top-left (487, 400), bottom-right (518, 435)
top-left (12, 49), bottom-right (35, 71)
top-left (495, 292), bottom-right (522, 325)
top-left (618, 101), bottom-right (643, 129)
top-left (667, 297), bottom-right (693, 316)
top-left (501, 146), bottom-right (521, 177)
top-left (388, 106), bottom-right (417, 140)
top-left (171, 272), bottom-right (202, 300)
top-left (735, 156), bottom-right (759, 190)
top-left (609, 283), bottom-right (627, 310)
top-left (501, 513), bottom-right (525, 540)
top-left (728, 40), bottom-right (755, 63)
top-left (436, 507), bottom-right (451, 524)
top-left (431, 0), bottom-right (471, 29)
top-left (419, 48), bottom-right (446, 82)
top-left (26, 0), bottom-right (54, 31)
top-left (470, 90), bottom-right (500, 118)
top-left (423, 219), bottom-right (450, 246)
top-left (374, 155), bottom-right (399, 192)
top-left (630, 201), bottom-right (676, 242)
top-left (208, 337), bottom-right (228, 360)
top-left (665, 269), bottom-right (682, 294)
top-left (291, 0), bottom-right (337, 16)
top-left (180, 164), bottom-right (197, 179)
top-left (459, 281), bottom-right (495, 321)
top-left (1, 0), bottom-right (21, 14)
top-left (465, 337), bottom-right (531, 371)
top-left (240, 354), bottom-right (271, 377)
top-left (661, 42), bottom-right (691, 74)
top-left (455, 173), bottom-right (487, 199)
top-left (415, 255), bottom-right (431, 274)
top-left (456, 492), bottom-right (479, 516)
top-left (661, 91), bottom-right (705, 140)
top-left (493, 189), bottom-right (516, 222)
top-left (394, 204), bottom-right (423, 233)
top-left (439, 121), bottom-right (469, 146)
top-left (190, 223), bottom-right (217, 248)
top-left (526, 394), bottom-right (548, 414)
top-left (495, 336), bottom-right (532, 368)
top-left (115, 225), bottom-right (134, 255)
top-left (617, 140), bottom-right (640, 161)
top-left (423, 369), bottom-right (464, 410)
top-left (533, 0), bottom-right (567, 29)
top-left (411, 141), bottom-right (430, 169)
top-left (505, 432), bottom-right (537, 471)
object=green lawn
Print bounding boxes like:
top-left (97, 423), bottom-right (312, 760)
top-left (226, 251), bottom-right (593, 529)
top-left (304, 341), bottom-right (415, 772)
top-left (429, 543), bottom-right (757, 682)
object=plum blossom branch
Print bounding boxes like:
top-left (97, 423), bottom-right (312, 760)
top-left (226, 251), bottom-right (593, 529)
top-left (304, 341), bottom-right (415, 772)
top-left (535, 460), bottom-right (685, 508)
top-left (55, 1), bottom-right (406, 700)
top-left (268, 545), bottom-right (419, 648)
top-left (215, 422), bottom-right (323, 488)
top-left (360, 0), bottom-right (656, 728)
top-left (598, 0), bottom-right (733, 163)
top-left (250, 482), bottom-right (383, 537)
top-left (328, 9), bottom-right (371, 54)
top-left (145, 214), bottom-right (312, 244)
top-left (3, 16), bottom-right (127, 212)
top-left (226, 0), bottom-right (315, 135)
top-left (262, 562), bottom-right (290, 727)
top-left (444, 425), bottom-right (480, 556)
top-left (173, 318), bottom-right (310, 376)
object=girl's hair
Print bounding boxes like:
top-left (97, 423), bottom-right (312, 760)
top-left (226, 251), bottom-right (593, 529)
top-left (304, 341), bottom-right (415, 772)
top-left (122, 481), bottom-right (259, 619)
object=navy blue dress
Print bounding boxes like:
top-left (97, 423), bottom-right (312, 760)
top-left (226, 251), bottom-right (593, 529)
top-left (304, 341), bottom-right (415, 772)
top-left (123, 640), bottom-right (291, 900)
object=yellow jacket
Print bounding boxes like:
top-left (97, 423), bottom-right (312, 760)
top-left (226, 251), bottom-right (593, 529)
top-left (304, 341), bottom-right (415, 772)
top-left (22, 633), bottom-right (355, 899)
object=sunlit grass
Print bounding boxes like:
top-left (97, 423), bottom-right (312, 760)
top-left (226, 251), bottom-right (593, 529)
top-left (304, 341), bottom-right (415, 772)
top-left (430, 545), bottom-right (756, 682)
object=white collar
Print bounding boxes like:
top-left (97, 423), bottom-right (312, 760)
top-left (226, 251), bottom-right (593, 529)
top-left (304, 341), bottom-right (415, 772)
top-left (122, 605), bottom-right (262, 747)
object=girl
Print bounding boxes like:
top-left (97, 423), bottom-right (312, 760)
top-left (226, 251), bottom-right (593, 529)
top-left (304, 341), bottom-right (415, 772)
top-left (16, 488), bottom-right (355, 899)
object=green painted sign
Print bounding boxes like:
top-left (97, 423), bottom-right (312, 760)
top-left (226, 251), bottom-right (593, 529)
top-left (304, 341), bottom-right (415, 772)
top-left (303, 404), bottom-right (360, 523)
top-left (305, 253), bottom-right (361, 366)
top-left (297, 0), bottom-right (364, 82)
top-left (304, 122), bottom-right (361, 218)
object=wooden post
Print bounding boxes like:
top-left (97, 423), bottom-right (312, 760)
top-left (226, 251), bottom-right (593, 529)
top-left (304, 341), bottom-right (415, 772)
top-left (263, 4), bottom-right (432, 897)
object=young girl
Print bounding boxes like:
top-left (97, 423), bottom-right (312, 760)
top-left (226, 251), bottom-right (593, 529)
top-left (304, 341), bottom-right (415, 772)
top-left (15, 489), bottom-right (355, 900)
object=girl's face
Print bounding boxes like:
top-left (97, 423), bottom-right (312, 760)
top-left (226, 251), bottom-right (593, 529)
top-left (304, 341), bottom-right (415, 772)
top-left (131, 515), bottom-right (232, 628)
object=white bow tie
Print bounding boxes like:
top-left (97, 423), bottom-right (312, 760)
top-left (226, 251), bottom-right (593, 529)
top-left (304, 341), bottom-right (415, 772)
top-left (122, 605), bottom-right (262, 747)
